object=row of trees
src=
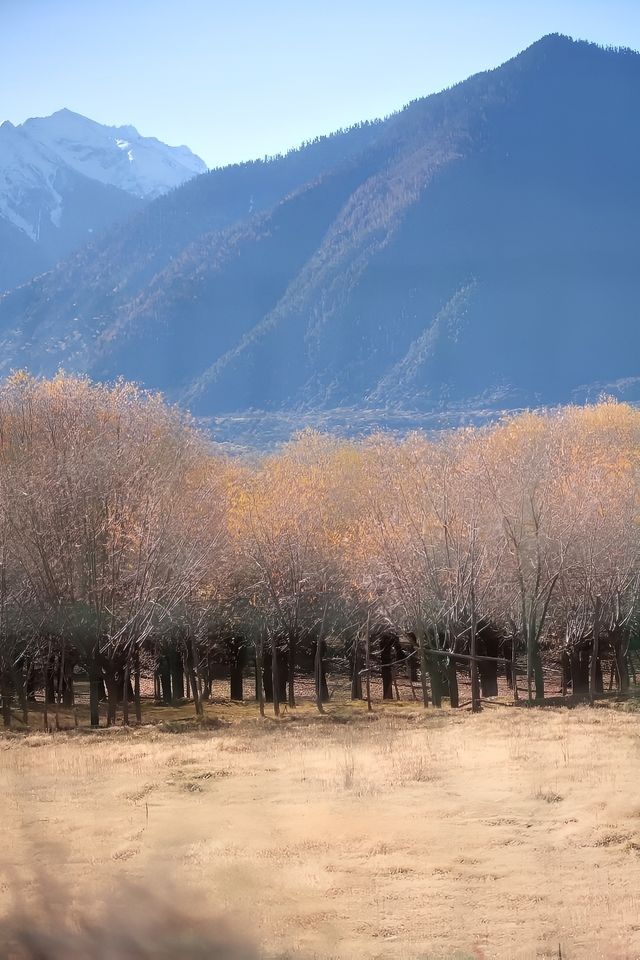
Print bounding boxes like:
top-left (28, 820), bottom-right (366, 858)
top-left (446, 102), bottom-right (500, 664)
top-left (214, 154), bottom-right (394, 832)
top-left (0, 373), bottom-right (638, 727)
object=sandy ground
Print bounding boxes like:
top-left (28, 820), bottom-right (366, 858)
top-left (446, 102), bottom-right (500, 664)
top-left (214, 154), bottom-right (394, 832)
top-left (1, 701), bottom-right (640, 959)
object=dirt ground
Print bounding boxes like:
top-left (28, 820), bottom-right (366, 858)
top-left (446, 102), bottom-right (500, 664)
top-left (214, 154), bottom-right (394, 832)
top-left (1, 699), bottom-right (640, 960)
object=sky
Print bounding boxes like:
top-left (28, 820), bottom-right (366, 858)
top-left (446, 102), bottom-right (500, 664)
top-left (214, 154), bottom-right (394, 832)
top-left (2, 0), bottom-right (640, 168)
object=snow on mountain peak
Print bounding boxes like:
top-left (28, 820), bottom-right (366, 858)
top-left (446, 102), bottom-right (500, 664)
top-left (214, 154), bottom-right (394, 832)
top-left (19, 109), bottom-right (208, 199)
top-left (0, 109), bottom-right (208, 257)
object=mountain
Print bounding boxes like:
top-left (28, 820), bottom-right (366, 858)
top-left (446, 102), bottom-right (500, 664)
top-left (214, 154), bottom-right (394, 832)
top-left (0, 110), bottom-right (207, 291)
top-left (1, 35), bottom-right (639, 441)
top-left (18, 109), bottom-right (207, 199)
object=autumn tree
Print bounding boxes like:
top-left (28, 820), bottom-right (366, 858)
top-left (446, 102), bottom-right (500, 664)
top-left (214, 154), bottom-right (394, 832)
top-left (0, 373), bottom-right (221, 726)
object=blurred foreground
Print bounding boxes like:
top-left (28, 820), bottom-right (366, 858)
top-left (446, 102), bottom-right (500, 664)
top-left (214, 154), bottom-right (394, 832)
top-left (1, 888), bottom-right (255, 959)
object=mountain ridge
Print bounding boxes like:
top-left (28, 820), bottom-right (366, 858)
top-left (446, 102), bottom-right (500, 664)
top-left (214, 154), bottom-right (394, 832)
top-left (1, 34), bottom-right (639, 442)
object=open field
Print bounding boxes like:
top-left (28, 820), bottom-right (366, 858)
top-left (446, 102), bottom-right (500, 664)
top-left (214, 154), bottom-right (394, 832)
top-left (2, 701), bottom-right (640, 959)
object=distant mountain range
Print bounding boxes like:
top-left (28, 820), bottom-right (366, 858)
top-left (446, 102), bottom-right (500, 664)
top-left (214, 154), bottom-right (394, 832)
top-left (0, 109), bottom-right (206, 290)
top-left (1, 35), bottom-right (639, 444)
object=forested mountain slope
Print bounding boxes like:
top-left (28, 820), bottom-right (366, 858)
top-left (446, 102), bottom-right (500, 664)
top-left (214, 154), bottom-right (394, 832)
top-left (1, 35), bottom-right (638, 431)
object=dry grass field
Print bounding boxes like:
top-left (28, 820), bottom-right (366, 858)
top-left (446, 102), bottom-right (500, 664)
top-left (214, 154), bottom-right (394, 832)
top-left (2, 700), bottom-right (640, 960)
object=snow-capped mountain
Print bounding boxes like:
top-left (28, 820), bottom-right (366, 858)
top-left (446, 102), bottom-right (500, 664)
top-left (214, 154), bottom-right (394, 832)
top-left (20, 109), bottom-right (207, 200)
top-left (0, 110), bottom-right (207, 291)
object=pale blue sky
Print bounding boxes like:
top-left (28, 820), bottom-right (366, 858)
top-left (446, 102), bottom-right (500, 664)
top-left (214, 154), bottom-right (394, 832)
top-left (2, 0), bottom-right (639, 168)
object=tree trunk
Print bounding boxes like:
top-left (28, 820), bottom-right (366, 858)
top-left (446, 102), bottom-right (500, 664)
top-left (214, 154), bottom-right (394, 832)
top-left (62, 674), bottom-right (74, 708)
top-left (1, 668), bottom-right (11, 729)
top-left (512, 636), bottom-right (519, 703)
top-left (19, 665), bottom-right (28, 727)
top-left (409, 643), bottom-right (419, 683)
top-left (54, 650), bottom-right (63, 731)
top-left (427, 651), bottom-right (443, 708)
top-left (418, 633), bottom-right (429, 708)
top-left (118, 670), bottom-right (135, 704)
top-left (42, 663), bottom-right (49, 732)
top-left (526, 626), bottom-right (545, 705)
top-left (571, 649), bottom-right (589, 696)
top-left (478, 658), bottom-right (499, 698)
top-left (470, 622), bottom-right (481, 713)
top-left (628, 651), bottom-right (637, 686)
top-left (287, 633), bottom-right (296, 708)
top-left (262, 648), bottom-right (273, 702)
top-left (589, 598), bottom-right (602, 706)
top-left (134, 650), bottom-right (142, 724)
top-left (271, 634), bottom-right (280, 717)
top-left (159, 655), bottom-right (172, 704)
top-left (479, 627), bottom-right (501, 699)
top-left (365, 619), bottom-right (372, 713)
top-left (504, 639), bottom-right (514, 690)
top-left (560, 652), bottom-right (570, 697)
top-left (615, 640), bottom-right (630, 694)
top-left (201, 653), bottom-right (212, 701)
top-left (189, 637), bottom-right (203, 718)
top-left (256, 634), bottom-right (265, 718)
top-left (61, 656), bottom-right (74, 708)
top-left (230, 662), bottom-right (244, 702)
top-left (447, 656), bottom-right (459, 708)
top-left (318, 657), bottom-right (329, 702)
top-left (53, 668), bottom-right (60, 731)
top-left (380, 634), bottom-right (394, 701)
top-left (314, 638), bottom-right (327, 714)
top-left (105, 672), bottom-right (118, 727)
top-left (89, 654), bottom-right (101, 728)
top-left (122, 659), bottom-right (130, 727)
top-left (595, 657), bottom-right (604, 693)
top-left (170, 649), bottom-right (184, 702)
top-left (350, 635), bottom-right (362, 700)
top-left (45, 665), bottom-right (56, 707)
top-left (505, 659), bottom-right (513, 689)
top-left (533, 648), bottom-right (545, 703)
top-left (228, 637), bottom-right (244, 701)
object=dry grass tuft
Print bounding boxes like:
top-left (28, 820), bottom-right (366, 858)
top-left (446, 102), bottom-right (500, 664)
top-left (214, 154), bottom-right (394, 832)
top-left (533, 787), bottom-right (564, 804)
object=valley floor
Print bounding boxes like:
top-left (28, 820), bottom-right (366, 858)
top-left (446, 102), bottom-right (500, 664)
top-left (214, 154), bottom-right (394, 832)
top-left (1, 702), bottom-right (640, 959)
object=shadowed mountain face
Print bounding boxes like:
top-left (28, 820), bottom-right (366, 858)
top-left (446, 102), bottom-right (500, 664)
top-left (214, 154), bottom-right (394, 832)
top-left (1, 34), bottom-right (639, 437)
